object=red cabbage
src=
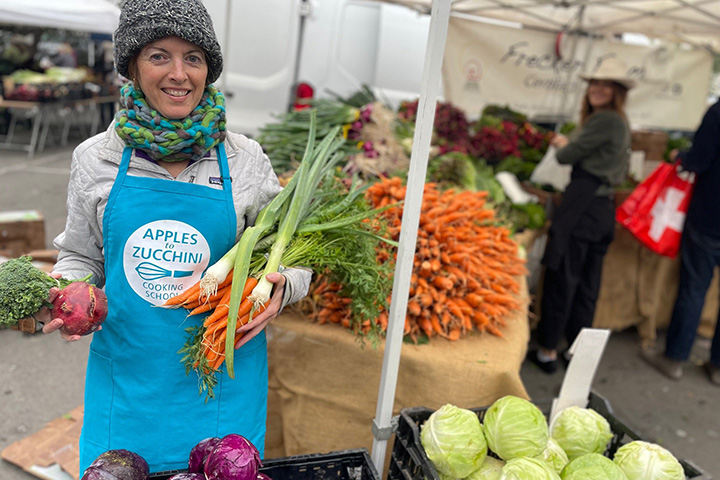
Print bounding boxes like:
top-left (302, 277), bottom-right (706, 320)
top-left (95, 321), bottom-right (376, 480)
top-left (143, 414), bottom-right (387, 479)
top-left (168, 474), bottom-right (205, 480)
top-left (257, 473), bottom-right (274, 480)
top-left (204, 434), bottom-right (262, 480)
top-left (80, 467), bottom-right (120, 480)
top-left (83, 449), bottom-right (149, 480)
top-left (188, 437), bottom-right (221, 473)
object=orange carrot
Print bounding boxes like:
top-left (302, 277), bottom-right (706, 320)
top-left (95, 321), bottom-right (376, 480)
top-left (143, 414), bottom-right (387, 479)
top-left (163, 281), bottom-right (201, 307)
top-left (187, 298), bottom-right (222, 317)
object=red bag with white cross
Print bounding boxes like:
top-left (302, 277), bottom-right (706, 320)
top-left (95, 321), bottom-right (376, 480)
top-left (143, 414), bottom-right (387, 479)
top-left (616, 162), bottom-right (695, 258)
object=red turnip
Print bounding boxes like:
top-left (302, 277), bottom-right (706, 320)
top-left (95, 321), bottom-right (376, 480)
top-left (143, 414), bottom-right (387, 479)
top-left (52, 281), bottom-right (108, 336)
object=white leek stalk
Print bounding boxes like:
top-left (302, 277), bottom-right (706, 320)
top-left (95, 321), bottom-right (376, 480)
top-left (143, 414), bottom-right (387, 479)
top-left (224, 112), bottom-right (322, 377)
top-left (199, 242), bottom-right (238, 297)
top-left (248, 127), bottom-right (343, 308)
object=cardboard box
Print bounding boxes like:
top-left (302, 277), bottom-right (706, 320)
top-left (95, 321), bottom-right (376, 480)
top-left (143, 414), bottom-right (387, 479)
top-left (0, 406), bottom-right (83, 480)
top-left (631, 130), bottom-right (669, 161)
top-left (0, 210), bottom-right (46, 257)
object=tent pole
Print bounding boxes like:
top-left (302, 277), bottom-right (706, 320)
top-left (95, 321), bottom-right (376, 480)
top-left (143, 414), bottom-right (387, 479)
top-left (370, 0), bottom-right (451, 474)
top-left (557, 6), bottom-right (584, 121)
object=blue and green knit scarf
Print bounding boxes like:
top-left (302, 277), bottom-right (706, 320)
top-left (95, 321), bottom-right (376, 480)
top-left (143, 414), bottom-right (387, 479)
top-left (115, 83), bottom-right (226, 162)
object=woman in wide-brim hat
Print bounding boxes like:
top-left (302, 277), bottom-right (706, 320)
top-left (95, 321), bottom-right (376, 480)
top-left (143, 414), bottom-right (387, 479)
top-left (528, 56), bottom-right (635, 374)
top-left (37, 0), bottom-right (311, 473)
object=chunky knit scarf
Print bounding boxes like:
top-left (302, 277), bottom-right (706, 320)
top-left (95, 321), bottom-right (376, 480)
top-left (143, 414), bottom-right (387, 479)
top-left (115, 83), bottom-right (226, 162)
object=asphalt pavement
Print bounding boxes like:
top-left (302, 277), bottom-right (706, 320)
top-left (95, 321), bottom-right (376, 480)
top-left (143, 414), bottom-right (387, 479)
top-left (0, 132), bottom-right (718, 479)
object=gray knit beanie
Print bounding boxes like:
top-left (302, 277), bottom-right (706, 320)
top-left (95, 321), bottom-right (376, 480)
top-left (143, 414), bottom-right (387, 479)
top-left (113, 0), bottom-right (223, 84)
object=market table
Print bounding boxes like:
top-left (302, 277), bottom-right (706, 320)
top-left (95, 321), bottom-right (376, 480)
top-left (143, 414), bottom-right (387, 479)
top-left (0, 95), bottom-right (117, 158)
top-left (264, 280), bottom-right (531, 459)
top-left (593, 224), bottom-right (718, 345)
top-left (522, 182), bottom-right (718, 345)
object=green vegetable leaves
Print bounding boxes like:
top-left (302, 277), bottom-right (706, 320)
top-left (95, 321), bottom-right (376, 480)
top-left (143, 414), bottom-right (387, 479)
top-left (0, 256), bottom-right (58, 325)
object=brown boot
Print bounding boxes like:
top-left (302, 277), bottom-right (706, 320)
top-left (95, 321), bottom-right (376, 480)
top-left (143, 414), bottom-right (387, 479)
top-left (641, 348), bottom-right (683, 380)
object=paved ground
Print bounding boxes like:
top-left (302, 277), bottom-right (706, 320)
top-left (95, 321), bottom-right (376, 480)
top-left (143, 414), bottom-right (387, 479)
top-left (0, 135), bottom-right (718, 479)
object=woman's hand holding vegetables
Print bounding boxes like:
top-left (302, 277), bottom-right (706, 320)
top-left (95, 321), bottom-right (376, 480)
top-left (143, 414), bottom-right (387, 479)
top-left (40, 273), bottom-right (104, 341)
top-left (551, 134), bottom-right (569, 149)
top-left (235, 272), bottom-right (285, 349)
top-left (36, 274), bottom-right (79, 341)
top-left (41, 297), bottom-right (84, 342)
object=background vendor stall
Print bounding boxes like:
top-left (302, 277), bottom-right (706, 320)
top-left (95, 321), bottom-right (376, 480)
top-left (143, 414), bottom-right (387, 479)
top-left (0, 0), bottom-right (120, 158)
top-left (2, 0), bottom-right (720, 479)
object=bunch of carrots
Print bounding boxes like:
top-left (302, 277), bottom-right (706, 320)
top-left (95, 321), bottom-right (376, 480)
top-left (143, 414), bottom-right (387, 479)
top-left (306, 176), bottom-right (527, 341)
top-left (162, 112), bottom-right (393, 400)
top-left (164, 272), bottom-right (264, 375)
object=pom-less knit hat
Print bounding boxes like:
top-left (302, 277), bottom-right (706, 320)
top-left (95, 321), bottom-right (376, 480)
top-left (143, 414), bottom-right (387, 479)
top-left (113, 0), bottom-right (223, 84)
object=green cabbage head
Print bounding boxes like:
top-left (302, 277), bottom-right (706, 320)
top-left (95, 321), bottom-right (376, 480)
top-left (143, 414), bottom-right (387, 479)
top-left (612, 441), bottom-right (684, 480)
top-left (466, 456), bottom-right (505, 480)
top-left (482, 395), bottom-right (548, 461)
top-left (561, 453), bottom-right (628, 479)
top-left (420, 404), bottom-right (488, 478)
top-left (550, 406), bottom-right (613, 460)
top-left (499, 457), bottom-right (560, 480)
top-left (534, 437), bottom-right (569, 474)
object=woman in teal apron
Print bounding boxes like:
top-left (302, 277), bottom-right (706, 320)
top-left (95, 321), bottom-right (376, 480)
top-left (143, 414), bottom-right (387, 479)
top-left (39, 0), bottom-right (310, 473)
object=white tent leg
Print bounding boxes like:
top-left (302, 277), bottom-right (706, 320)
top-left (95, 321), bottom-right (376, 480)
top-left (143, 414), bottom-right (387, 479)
top-left (370, 0), bottom-right (451, 474)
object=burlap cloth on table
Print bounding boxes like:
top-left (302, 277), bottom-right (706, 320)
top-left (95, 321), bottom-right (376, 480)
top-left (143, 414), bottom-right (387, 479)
top-left (592, 225), bottom-right (718, 346)
top-left (264, 282), bottom-right (531, 459)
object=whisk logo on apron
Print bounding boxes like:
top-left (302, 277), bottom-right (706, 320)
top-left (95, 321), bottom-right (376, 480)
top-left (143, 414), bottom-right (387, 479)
top-left (123, 219), bottom-right (210, 305)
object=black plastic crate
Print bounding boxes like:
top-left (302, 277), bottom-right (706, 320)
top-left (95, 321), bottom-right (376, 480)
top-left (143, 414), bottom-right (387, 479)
top-left (387, 392), bottom-right (711, 480)
top-left (151, 448), bottom-right (380, 480)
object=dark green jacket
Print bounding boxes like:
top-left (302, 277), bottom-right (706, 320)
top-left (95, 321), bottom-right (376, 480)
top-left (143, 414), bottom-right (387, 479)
top-left (557, 110), bottom-right (630, 196)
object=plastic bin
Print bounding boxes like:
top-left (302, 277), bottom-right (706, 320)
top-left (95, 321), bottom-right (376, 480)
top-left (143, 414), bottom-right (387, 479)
top-left (151, 448), bottom-right (380, 480)
top-left (387, 392), bottom-right (711, 480)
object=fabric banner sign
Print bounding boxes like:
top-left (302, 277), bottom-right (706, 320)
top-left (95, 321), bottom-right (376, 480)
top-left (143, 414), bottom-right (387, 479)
top-left (443, 16), bottom-right (713, 131)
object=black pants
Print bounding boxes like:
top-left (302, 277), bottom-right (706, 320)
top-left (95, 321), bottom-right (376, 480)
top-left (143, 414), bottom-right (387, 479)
top-left (538, 198), bottom-right (614, 351)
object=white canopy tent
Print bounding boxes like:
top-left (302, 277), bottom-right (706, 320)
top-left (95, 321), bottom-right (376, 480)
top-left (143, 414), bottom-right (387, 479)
top-left (369, 0), bottom-right (720, 473)
top-left (0, 0), bottom-right (120, 34)
top-left (382, 0), bottom-right (720, 50)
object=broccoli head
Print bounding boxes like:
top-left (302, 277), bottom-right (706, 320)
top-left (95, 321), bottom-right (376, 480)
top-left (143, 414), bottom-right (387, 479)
top-left (0, 256), bottom-right (60, 326)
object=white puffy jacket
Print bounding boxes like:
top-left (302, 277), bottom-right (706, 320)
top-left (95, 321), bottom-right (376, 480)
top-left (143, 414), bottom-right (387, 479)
top-left (53, 125), bottom-right (311, 307)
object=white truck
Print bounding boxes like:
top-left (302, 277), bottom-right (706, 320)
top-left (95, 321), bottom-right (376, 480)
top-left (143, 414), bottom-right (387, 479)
top-left (203, 0), bottom-right (431, 136)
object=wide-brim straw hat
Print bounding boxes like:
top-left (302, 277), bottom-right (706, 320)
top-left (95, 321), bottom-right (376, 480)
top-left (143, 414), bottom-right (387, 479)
top-left (579, 57), bottom-right (636, 90)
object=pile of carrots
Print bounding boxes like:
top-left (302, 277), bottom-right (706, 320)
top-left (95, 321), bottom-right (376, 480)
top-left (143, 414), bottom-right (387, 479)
top-left (305, 176), bottom-right (527, 341)
top-left (164, 271), bottom-right (264, 372)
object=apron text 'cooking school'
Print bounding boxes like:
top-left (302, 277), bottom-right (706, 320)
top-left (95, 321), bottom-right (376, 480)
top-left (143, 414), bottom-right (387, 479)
top-left (79, 145), bottom-right (268, 474)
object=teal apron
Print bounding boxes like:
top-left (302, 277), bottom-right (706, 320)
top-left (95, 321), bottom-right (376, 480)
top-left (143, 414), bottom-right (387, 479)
top-left (79, 146), bottom-right (268, 474)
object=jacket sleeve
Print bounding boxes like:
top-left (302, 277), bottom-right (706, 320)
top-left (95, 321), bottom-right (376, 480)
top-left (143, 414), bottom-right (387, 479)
top-left (280, 266), bottom-right (312, 310)
top-left (556, 113), bottom-right (623, 165)
top-left (677, 103), bottom-right (720, 174)
top-left (52, 149), bottom-right (106, 286)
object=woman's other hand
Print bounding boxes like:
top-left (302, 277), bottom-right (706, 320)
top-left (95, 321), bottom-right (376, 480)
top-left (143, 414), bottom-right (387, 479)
top-left (669, 148), bottom-right (679, 162)
top-left (235, 272), bottom-right (286, 348)
top-left (551, 134), bottom-right (569, 149)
